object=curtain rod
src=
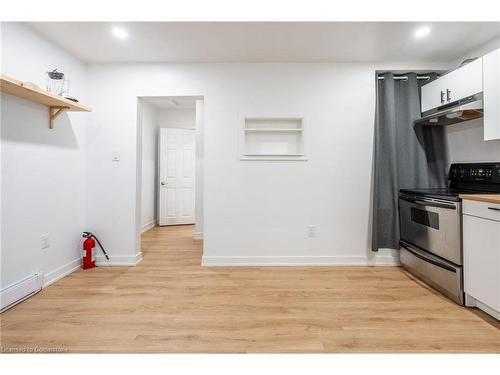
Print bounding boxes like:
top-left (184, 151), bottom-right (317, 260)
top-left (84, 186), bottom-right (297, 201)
top-left (377, 75), bottom-right (431, 81)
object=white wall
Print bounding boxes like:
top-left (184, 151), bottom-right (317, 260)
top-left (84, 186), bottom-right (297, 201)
top-left (0, 23), bottom-right (456, 271)
top-left (194, 99), bottom-right (204, 239)
top-left (84, 62), bottom-right (449, 266)
top-left (158, 107), bottom-right (196, 129)
top-left (1, 23), bottom-right (453, 270)
top-left (1, 23), bottom-right (87, 289)
top-left (446, 37), bottom-right (500, 163)
top-left (139, 101), bottom-right (158, 231)
top-left (2, 22), bottom-right (495, 285)
top-left (446, 119), bottom-right (500, 163)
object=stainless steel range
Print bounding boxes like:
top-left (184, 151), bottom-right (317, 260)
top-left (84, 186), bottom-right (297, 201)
top-left (399, 162), bottom-right (500, 305)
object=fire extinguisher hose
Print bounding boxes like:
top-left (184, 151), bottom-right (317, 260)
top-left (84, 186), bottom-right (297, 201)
top-left (82, 232), bottom-right (110, 260)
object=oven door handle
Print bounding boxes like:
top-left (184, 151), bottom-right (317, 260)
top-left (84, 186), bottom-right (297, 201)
top-left (400, 196), bottom-right (456, 210)
top-left (400, 242), bottom-right (457, 273)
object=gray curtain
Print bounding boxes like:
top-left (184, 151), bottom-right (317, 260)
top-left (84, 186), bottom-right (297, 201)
top-left (371, 72), bottom-right (448, 251)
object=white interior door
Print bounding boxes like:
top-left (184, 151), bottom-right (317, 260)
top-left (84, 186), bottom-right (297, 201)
top-left (159, 128), bottom-right (196, 225)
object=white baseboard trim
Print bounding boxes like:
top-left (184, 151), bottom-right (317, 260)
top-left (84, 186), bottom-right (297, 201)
top-left (1, 251), bottom-right (144, 312)
top-left (202, 254), bottom-right (400, 267)
top-left (1, 273), bottom-right (43, 313)
top-left (95, 252), bottom-right (143, 267)
top-left (141, 220), bottom-right (157, 233)
top-left (194, 232), bottom-right (204, 240)
top-left (43, 258), bottom-right (81, 288)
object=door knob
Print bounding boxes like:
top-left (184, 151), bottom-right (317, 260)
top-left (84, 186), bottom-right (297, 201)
top-left (161, 182), bottom-right (166, 186)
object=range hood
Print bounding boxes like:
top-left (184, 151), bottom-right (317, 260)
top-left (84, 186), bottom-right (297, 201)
top-left (415, 93), bottom-right (483, 126)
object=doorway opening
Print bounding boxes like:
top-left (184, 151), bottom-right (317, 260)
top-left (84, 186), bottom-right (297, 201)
top-left (137, 96), bottom-right (204, 243)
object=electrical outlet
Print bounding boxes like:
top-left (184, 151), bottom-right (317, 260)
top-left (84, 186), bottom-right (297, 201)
top-left (112, 150), bottom-right (120, 162)
top-left (41, 233), bottom-right (50, 249)
top-left (308, 225), bottom-right (316, 238)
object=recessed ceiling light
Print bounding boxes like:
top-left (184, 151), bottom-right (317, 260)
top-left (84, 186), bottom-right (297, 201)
top-left (111, 27), bottom-right (128, 40)
top-left (414, 26), bottom-right (431, 39)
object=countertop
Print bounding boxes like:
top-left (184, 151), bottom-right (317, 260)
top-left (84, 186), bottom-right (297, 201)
top-left (459, 194), bottom-right (500, 204)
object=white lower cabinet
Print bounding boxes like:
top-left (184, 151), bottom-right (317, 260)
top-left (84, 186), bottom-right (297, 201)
top-left (463, 200), bottom-right (500, 320)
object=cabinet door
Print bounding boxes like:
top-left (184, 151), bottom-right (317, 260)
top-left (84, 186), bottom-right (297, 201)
top-left (483, 48), bottom-right (500, 140)
top-left (444, 57), bottom-right (483, 104)
top-left (421, 78), bottom-right (447, 113)
top-left (463, 214), bottom-right (500, 311)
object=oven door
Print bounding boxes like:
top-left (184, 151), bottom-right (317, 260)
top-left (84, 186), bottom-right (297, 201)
top-left (399, 194), bottom-right (462, 265)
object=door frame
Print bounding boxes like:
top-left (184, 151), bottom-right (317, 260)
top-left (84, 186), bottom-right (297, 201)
top-left (136, 94), bottom-right (205, 251)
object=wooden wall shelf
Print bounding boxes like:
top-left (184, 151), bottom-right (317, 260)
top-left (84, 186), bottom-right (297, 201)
top-left (0, 73), bottom-right (91, 129)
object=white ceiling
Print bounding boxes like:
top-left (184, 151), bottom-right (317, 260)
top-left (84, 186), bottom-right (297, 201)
top-left (27, 22), bottom-right (500, 63)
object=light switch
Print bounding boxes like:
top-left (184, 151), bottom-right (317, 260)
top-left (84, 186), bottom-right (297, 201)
top-left (112, 150), bottom-right (120, 162)
top-left (308, 225), bottom-right (316, 238)
top-left (41, 233), bottom-right (50, 249)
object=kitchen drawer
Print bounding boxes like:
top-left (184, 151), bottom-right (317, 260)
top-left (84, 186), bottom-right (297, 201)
top-left (400, 241), bottom-right (464, 305)
top-left (463, 199), bottom-right (500, 222)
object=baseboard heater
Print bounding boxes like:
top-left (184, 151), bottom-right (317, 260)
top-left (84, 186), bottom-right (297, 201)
top-left (0, 273), bottom-right (43, 313)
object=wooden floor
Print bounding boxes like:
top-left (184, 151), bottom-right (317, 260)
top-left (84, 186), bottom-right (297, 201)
top-left (1, 225), bottom-right (499, 353)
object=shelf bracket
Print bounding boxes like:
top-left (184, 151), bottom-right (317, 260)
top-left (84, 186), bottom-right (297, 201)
top-left (48, 107), bottom-right (69, 129)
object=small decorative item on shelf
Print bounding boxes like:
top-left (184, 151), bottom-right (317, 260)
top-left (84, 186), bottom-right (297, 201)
top-left (63, 95), bottom-right (79, 102)
top-left (21, 81), bottom-right (41, 90)
top-left (46, 68), bottom-right (69, 96)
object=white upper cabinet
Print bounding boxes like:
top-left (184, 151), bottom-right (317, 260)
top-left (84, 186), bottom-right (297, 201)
top-left (421, 58), bottom-right (483, 113)
top-left (483, 48), bottom-right (500, 141)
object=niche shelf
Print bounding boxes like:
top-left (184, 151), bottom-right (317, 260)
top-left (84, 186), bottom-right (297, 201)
top-left (0, 73), bottom-right (92, 129)
top-left (240, 117), bottom-right (306, 160)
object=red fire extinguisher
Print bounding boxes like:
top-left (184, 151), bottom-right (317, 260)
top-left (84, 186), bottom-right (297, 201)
top-left (82, 232), bottom-right (109, 269)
